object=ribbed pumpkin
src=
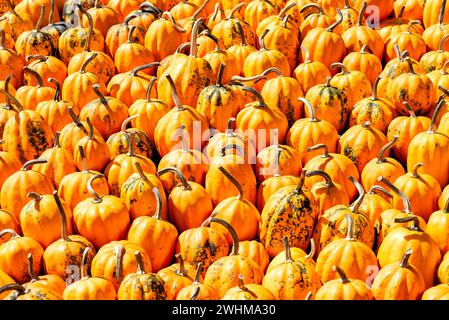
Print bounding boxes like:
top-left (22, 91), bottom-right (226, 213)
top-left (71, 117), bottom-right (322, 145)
top-left (256, 2), bottom-right (299, 37)
top-left (14, 0), bottom-right (60, 26)
top-left (353, 0), bottom-right (394, 22)
top-left (298, 3), bottom-right (333, 41)
top-left (339, 121), bottom-right (388, 174)
top-left (125, 2), bottom-right (162, 31)
top-left (286, 98), bottom-right (339, 165)
top-left (342, 44), bottom-right (382, 85)
top-left (422, 0), bottom-right (449, 51)
top-left (349, 76), bottom-right (397, 133)
top-left (361, 136), bottom-right (405, 191)
top-left (0, 208), bottom-right (19, 245)
top-left (0, 146), bottom-right (21, 191)
top-left (237, 240), bottom-right (270, 273)
top-left (372, 248), bottom-right (426, 300)
top-left (407, 95), bottom-right (449, 188)
top-left (426, 197), bottom-right (449, 256)
top-left (108, 0), bottom-right (142, 18)
top-left (439, 184), bottom-right (449, 210)
top-left (203, 38), bottom-right (241, 85)
top-left (40, 0), bottom-right (68, 44)
top-left (222, 274), bottom-right (275, 300)
top-left (427, 61), bottom-right (449, 100)
top-left (262, 236), bottom-right (320, 299)
top-left (15, 67), bottom-right (55, 110)
top-left (377, 5), bottom-right (424, 43)
top-left (0, 75), bottom-right (16, 105)
top-left (244, 0), bottom-right (280, 33)
top-left (393, 0), bottom-right (425, 21)
top-left (226, 21), bottom-right (257, 75)
top-left (23, 253), bottom-right (66, 296)
top-left (314, 265), bottom-right (373, 300)
top-left (332, 0), bottom-right (361, 35)
top-left (1, 282), bottom-right (62, 300)
top-left (315, 213), bottom-right (377, 283)
top-left (438, 251), bottom-right (449, 283)
top-left (384, 20), bottom-right (427, 63)
top-left (177, 0), bottom-right (213, 39)
top-left (422, 283), bottom-right (449, 300)
top-left (294, 46), bottom-right (331, 93)
top-left (81, 1), bottom-right (121, 37)
top-left (0, 159), bottom-right (53, 220)
top-left (313, 177), bottom-right (374, 253)
top-left (63, 247), bottom-right (117, 300)
top-left (304, 143), bottom-right (360, 202)
top-left (0, 1), bottom-right (34, 41)
top-left (72, 173), bottom-right (131, 249)
top-left (341, 2), bottom-right (384, 60)
top-left (0, 31), bottom-right (23, 88)
top-left (423, 0), bottom-right (449, 28)
top-left (259, 169), bottom-right (318, 257)
top-left (175, 262), bottom-right (218, 299)
top-left (106, 17), bottom-right (145, 59)
top-left (420, 34), bottom-right (449, 73)
top-left (117, 250), bottom-right (166, 300)
top-left (305, 76), bottom-right (348, 134)
top-left (358, 185), bottom-right (392, 228)
top-left (378, 215), bottom-right (441, 288)
top-left (127, 186), bottom-right (177, 272)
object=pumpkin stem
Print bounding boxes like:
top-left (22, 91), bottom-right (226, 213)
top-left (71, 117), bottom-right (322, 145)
top-left (230, 74), bottom-right (267, 83)
top-left (394, 215), bottom-right (422, 231)
top-left (376, 136), bottom-right (398, 163)
top-left (300, 46), bottom-right (311, 63)
top-left (216, 63), bottom-right (225, 86)
top-left (0, 229), bottom-right (19, 241)
top-left (68, 107), bottom-right (88, 133)
top-left (305, 170), bottom-right (334, 187)
top-left (299, 97), bottom-right (318, 122)
top-left (218, 166), bottom-right (244, 200)
top-left (151, 186), bottom-right (163, 220)
top-left (80, 52), bottom-right (97, 74)
top-left (305, 292), bottom-right (313, 300)
top-left (332, 265), bottom-right (350, 284)
top-left (438, 34), bottom-right (449, 52)
top-left (299, 3), bottom-right (323, 15)
top-left (0, 283), bottom-right (25, 296)
top-left (237, 274), bottom-right (258, 298)
top-left (175, 253), bottom-right (188, 277)
top-left (130, 62), bottom-right (161, 76)
top-left (77, 3), bottom-right (93, 52)
top-left (370, 76), bottom-right (381, 100)
top-left (53, 190), bottom-right (71, 242)
top-left (193, 262), bottom-right (203, 284)
top-left (189, 286), bottom-right (200, 300)
top-left (35, 5), bottom-right (45, 31)
top-left (127, 25), bottom-right (137, 43)
top-left (4, 74), bottom-right (12, 93)
top-left (444, 196), bottom-right (449, 214)
top-left (377, 176), bottom-right (413, 214)
top-left (177, 124), bottom-right (189, 152)
top-left (210, 3), bottom-right (221, 21)
top-left (226, 3), bottom-right (245, 19)
top-left (439, 0), bottom-right (448, 25)
top-left (429, 91), bottom-right (446, 133)
top-left (394, 44), bottom-right (403, 62)
top-left (225, 117), bottom-right (236, 137)
top-left (48, 78), bottom-right (61, 101)
top-left (86, 117), bottom-right (95, 140)
top-left (357, 1), bottom-right (367, 26)
top-left (360, 44), bottom-right (372, 54)
top-left (281, 14), bottom-right (291, 28)
top-left (0, 29), bottom-right (5, 50)
top-left (399, 248), bottom-right (413, 268)
top-left (367, 185), bottom-right (393, 198)
top-left (27, 253), bottom-right (39, 282)
top-left (307, 144), bottom-right (329, 157)
top-left (127, 131), bottom-right (136, 156)
top-left (134, 250), bottom-right (146, 275)
top-left (164, 73), bottom-right (185, 110)
top-left (220, 143), bottom-right (244, 157)
top-left (0, 88), bottom-right (24, 111)
top-left (240, 86), bottom-right (268, 107)
top-left (145, 77), bottom-right (157, 102)
top-left (405, 56), bottom-right (416, 75)
top-left (330, 62), bottom-right (350, 75)
top-left (92, 84), bottom-right (107, 105)
top-left (49, 0), bottom-right (55, 25)
top-left (77, 145), bottom-right (89, 172)
top-left (397, 5), bottom-right (406, 18)
top-left (402, 101), bottom-right (416, 117)
top-left (411, 162), bottom-right (424, 178)
top-left (282, 236), bottom-right (293, 261)
top-left (344, 213), bottom-right (355, 240)
top-left (115, 244), bottom-right (125, 282)
top-left (234, 20), bottom-right (247, 46)
top-left (5, 0), bottom-right (18, 17)
top-left (305, 238), bottom-right (315, 260)
top-left (157, 167), bottom-right (191, 190)
top-left (87, 173), bottom-right (104, 203)
top-left (210, 217), bottom-right (240, 255)
top-left (273, 148), bottom-right (282, 177)
top-left (21, 159), bottom-right (47, 171)
top-left (295, 168), bottom-right (307, 192)
top-left (193, 0), bottom-right (210, 19)
top-left (361, 120), bottom-right (371, 128)
top-left (262, 67), bottom-right (283, 77)
top-left (80, 246), bottom-right (91, 279)
top-left (134, 161), bottom-right (148, 181)
top-left (120, 115), bottom-right (138, 132)
top-left (190, 18), bottom-right (203, 58)
top-left (27, 191), bottom-right (42, 202)
top-left (349, 176), bottom-right (364, 213)
top-left (23, 67), bottom-right (43, 88)
top-left (139, 2), bottom-right (163, 16)
top-left (327, 9), bottom-right (343, 32)
top-left (278, 2), bottom-right (296, 19)
top-left (259, 29), bottom-right (269, 50)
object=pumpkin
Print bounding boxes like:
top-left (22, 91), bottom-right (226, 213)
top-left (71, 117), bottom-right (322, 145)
top-left (177, 0), bottom-right (213, 38)
top-left (196, 30), bottom-right (221, 58)
top-left (0, 208), bottom-right (19, 245)
top-left (349, 76), bottom-right (397, 133)
top-left (313, 176), bottom-right (374, 253)
top-left (127, 186), bottom-right (178, 272)
top-left (106, 17), bottom-right (146, 59)
top-left (14, 5), bottom-right (57, 62)
top-left (384, 20), bottom-right (427, 63)
top-left (0, 270), bottom-right (15, 299)
top-left (427, 196), bottom-right (449, 255)
top-left (206, 3), bottom-right (225, 30)
top-left (377, 215), bottom-right (441, 288)
top-left (91, 240), bottom-right (152, 290)
top-left (437, 251), bottom-right (449, 283)
top-left (41, 0), bottom-right (68, 44)
top-left (15, 67), bottom-right (56, 111)
top-left (0, 1), bottom-right (34, 41)
top-left (117, 250), bottom-right (166, 300)
top-left (204, 41), bottom-right (240, 84)
top-left (314, 265), bottom-right (373, 300)
top-left (63, 247), bottom-right (117, 300)
top-left (244, 0), bottom-right (279, 33)
top-left (256, 2), bottom-right (299, 38)
top-left (371, 248), bottom-right (426, 300)
top-left (1, 283), bottom-right (61, 300)
top-left (423, 0), bottom-right (449, 28)
top-left (341, 2), bottom-right (384, 60)
top-left (121, 162), bottom-right (168, 221)
top-left (315, 213), bottom-right (378, 283)
top-left (427, 61), bottom-right (449, 101)
top-left (265, 238), bottom-right (314, 275)
top-left (61, 52), bottom-right (108, 110)
top-left (14, 0), bottom-right (60, 26)
top-left (259, 169), bottom-right (318, 257)
top-left (125, 2), bottom-right (162, 31)
top-left (377, 5), bottom-right (424, 43)
top-left (0, 229), bottom-right (44, 283)
top-left (262, 236), bottom-right (320, 299)
top-left (159, 167), bottom-right (213, 232)
top-left (298, 3), bottom-right (333, 41)
top-left (353, 0), bottom-right (394, 21)
top-left (24, 253), bottom-right (66, 295)
top-left (422, 0), bottom-right (449, 52)
top-left (35, 78), bottom-right (75, 133)
top-left (293, 46), bottom-right (331, 93)
top-left (407, 94), bottom-right (449, 188)
top-left (0, 74), bottom-right (16, 104)
top-left (81, 1), bottom-right (121, 37)
top-left (420, 35), bottom-right (449, 73)
top-left (422, 284), bottom-right (449, 300)
top-left (73, 117), bottom-right (110, 172)
top-left (176, 262), bottom-right (218, 300)
top-left (58, 4), bottom-right (105, 64)
top-left (108, 0), bottom-right (142, 18)
top-left (0, 147), bottom-right (21, 192)
top-left (305, 76), bottom-right (348, 134)
top-left (72, 173), bottom-right (131, 249)
top-left (104, 131), bottom-right (157, 196)
top-left (361, 136), bottom-right (405, 191)
top-left (306, 170), bottom-right (350, 219)
top-left (342, 44), bottom-right (382, 85)
top-left (358, 185), bottom-right (392, 227)
top-left (0, 158), bottom-right (53, 220)
top-left (333, 0), bottom-right (361, 35)
top-left (237, 240), bottom-right (270, 273)
top-left (393, 0), bottom-right (424, 21)
top-left (286, 98), bottom-right (339, 166)
top-left (222, 274), bottom-right (275, 300)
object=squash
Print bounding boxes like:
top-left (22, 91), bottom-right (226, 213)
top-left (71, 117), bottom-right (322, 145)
top-left (384, 20), bottom-right (427, 63)
top-left (422, 0), bottom-right (449, 51)
top-left (0, 147), bottom-right (21, 192)
top-left (294, 46), bottom-right (331, 93)
top-left (237, 240), bottom-right (270, 274)
top-left (377, 5), bottom-right (424, 43)
top-left (299, 3), bottom-right (333, 41)
top-left (176, 262), bottom-right (218, 300)
top-left (0, 1), bottom-right (34, 41)
top-left (124, 3), bottom-right (162, 32)
top-left (358, 185), bottom-right (392, 229)
top-left (353, 0), bottom-right (394, 21)
top-left (420, 34), bottom-right (449, 73)
top-left (0, 208), bottom-right (19, 245)
top-left (222, 274), bottom-right (275, 300)
top-left (0, 31), bottom-right (23, 88)
top-left (342, 44), bottom-right (382, 85)
top-left (227, 20), bottom-right (257, 75)
top-left (427, 196), bottom-right (449, 255)
top-left (24, 253), bottom-right (66, 295)
top-left (1, 283), bottom-right (61, 300)
top-left (106, 16), bottom-right (146, 59)
top-left (81, 1), bottom-right (121, 37)
top-left (15, 67), bottom-right (56, 110)
top-left (422, 284), bottom-right (449, 300)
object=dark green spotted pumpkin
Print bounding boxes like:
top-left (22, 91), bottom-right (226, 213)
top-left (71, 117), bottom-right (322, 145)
top-left (259, 169), bottom-right (318, 258)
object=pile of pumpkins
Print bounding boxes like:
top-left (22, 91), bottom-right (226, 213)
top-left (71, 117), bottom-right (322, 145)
top-left (2, 0), bottom-right (449, 301)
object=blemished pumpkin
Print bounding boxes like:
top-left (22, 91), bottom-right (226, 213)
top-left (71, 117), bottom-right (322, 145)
top-left (1, 282), bottom-right (61, 300)
top-left (299, 3), bottom-right (333, 41)
top-left (15, 67), bottom-right (56, 111)
top-left (294, 46), bottom-right (331, 93)
top-left (24, 253), bottom-right (66, 295)
top-left (24, 54), bottom-right (67, 88)
top-left (420, 34), bottom-right (449, 73)
top-left (222, 274), bottom-right (275, 300)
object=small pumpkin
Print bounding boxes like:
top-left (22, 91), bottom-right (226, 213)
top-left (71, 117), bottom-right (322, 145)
top-left (15, 67), bottom-right (56, 110)
top-left (422, 0), bottom-right (449, 51)
top-left (293, 45), bottom-right (331, 93)
top-left (342, 44), bottom-right (382, 85)
top-left (420, 34), bottom-right (449, 73)
top-left (427, 196), bottom-right (449, 255)
top-left (298, 3), bottom-right (333, 41)
top-left (176, 264), bottom-right (218, 300)
top-left (0, 145), bottom-right (21, 191)
top-left (1, 282), bottom-right (61, 300)
top-left (384, 20), bottom-right (427, 62)
top-left (106, 17), bottom-right (146, 59)
top-left (0, 1), bottom-right (34, 41)
top-left (24, 253), bottom-right (66, 295)
top-left (422, 283), bottom-right (449, 300)
top-left (81, 1), bottom-right (121, 37)
top-left (237, 240), bottom-right (270, 274)
top-left (223, 274), bottom-right (275, 300)
top-left (0, 208), bottom-right (19, 245)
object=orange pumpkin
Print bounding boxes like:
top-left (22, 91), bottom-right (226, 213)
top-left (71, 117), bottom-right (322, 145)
top-left (15, 67), bottom-right (56, 110)
top-left (342, 44), bottom-right (382, 85)
top-left (420, 34), bottom-right (449, 73)
top-left (293, 46), bottom-right (331, 93)
top-left (24, 55), bottom-right (67, 87)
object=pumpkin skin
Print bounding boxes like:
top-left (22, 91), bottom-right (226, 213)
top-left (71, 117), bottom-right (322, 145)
top-left (0, 149), bottom-right (21, 192)
top-left (0, 270), bottom-right (16, 299)
top-left (378, 215), bottom-right (441, 288)
top-left (371, 248), bottom-right (426, 300)
top-left (259, 169), bottom-right (318, 258)
top-left (72, 173), bottom-right (131, 250)
top-left (20, 191), bottom-right (74, 249)
top-left (117, 251), bottom-right (167, 300)
top-left (256, 173), bottom-right (299, 212)
top-left (14, 0), bottom-right (60, 26)
top-left (384, 20), bottom-right (427, 63)
top-left (25, 55), bottom-right (67, 88)
top-left (353, 0), bottom-right (394, 21)
top-left (427, 197), bottom-right (449, 255)
top-left (422, 284), bottom-right (449, 300)
top-left (438, 251), bottom-right (449, 284)
top-left (359, 186), bottom-right (392, 227)
top-left (127, 186), bottom-right (178, 272)
top-left (315, 214), bottom-right (378, 284)
top-left (2, 283), bottom-right (62, 300)
top-left (0, 230), bottom-right (44, 284)
top-left (237, 240), bottom-right (270, 274)
top-left (294, 46), bottom-right (331, 93)
top-left (244, 0), bottom-right (279, 33)
top-left (0, 3), bottom-right (34, 42)
top-left (81, 2), bottom-right (121, 37)
top-left (342, 44), bottom-right (382, 85)
top-left (24, 253), bottom-right (66, 295)
top-left (222, 275), bottom-right (275, 300)
top-left (298, 3), bottom-right (333, 41)
top-left (62, 247), bottom-right (117, 300)
top-left (125, 3), bottom-right (161, 32)
top-left (421, 35), bottom-right (449, 74)
top-left (315, 265), bottom-right (373, 300)
top-left (0, 75), bottom-right (16, 105)
top-left (0, 159), bottom-right (54, 220)
top-left (0, 209), bottom-right (19, 245)
top-left (15, 67), bottom-right (56, 111)
top-left (392, 0), bottom-right (425, 22)
top-left (423, 0), bottom-right (449, 28)
top-left (422, 0), bottom-right (449, 50)
top-left (106, 19), bottom-right (145, 59)
top-left (174, 263), bottom-right (217, 300)
top-left (203, 41), bottom-right (241, 85)
top-left (0, 31), bottom-right (24, 88)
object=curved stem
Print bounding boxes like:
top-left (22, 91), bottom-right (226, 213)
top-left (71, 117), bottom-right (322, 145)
top-left (157, 167), bottom-right (191, 190)
top-left (86, 117), bottom-right (94, 140)
top-left (3, 74), bottom-right (12, 94)
top-left (145, 77), bottom-right (157, 102)
top-left (332, 265), bottom-right (350, 283)
top-left (394, 215), bottom-right (422, 231)
top-left (438, 34), bottom-right (449, 52)
top-left (444, 195), bottom-right (449, 213)
top-left (273, 148), bottom-right (282, 177)
top-left (299, 3), bottom-right (323, 14)
top-left (77, 145), bottom-right (89, 172)
top-left (175, 253), bottom-right (188, 277)
top-left (403, 101), bottom-right (416, 118)
top-left (307, 144), bottom-right (329, 157)
top-left (429, 91), bottom-right (446, 133)
top-left (151, 186), bottom-right (162, 220)
top-left (237, 274), bottom-right (257, 298)
top-left (225, 117), bottom-right (236, 137)
top-left (367, 185), bottom-right (393, 198)
top-left (305, 292), bottom-right (313, 300)
top-left (80, 52), bottom-right (97, 73)
top-left (330, 63), bottom-right (350, 75)
top-left (68, 107), bottom-right (87, 133)
top-left (49, 0), bottom-right (55, 25)
top-left (27, 191), bottom-right (43, 202)
top-left (121, 115), bottom-right (139, 132)
top-left (127, 131), bottom-right (136, 156)
top-left (130, 62), bottom-right (161, 76)
top-left (234, 20), bottom-right (247, 46)
top-left (177, 124), bottom-right (189, 152)
top-left (216, 63), bottom-right (225, 87)
top-left (282, 236), bottom-right (293, 262)
top-left (21, 159), bottom-right (47, 170)
top-left (127, 25), bottom-right (136, 43)
top-left (370, 76), bottom-right (381, 100)
top-left (0, 88), bottom-right (24, 111)
top-left (23, 67), bottom-right (43, 87)
top-left (210, 217), bottom-right (239, 255)
top-left (134, 161), bottom-right (148, 181)
top-left (411, 162), bottom-right (423, 178)
top-left (220, 143), bottom-right (244, 157)
top-left (52, 131), bottom-right (61, 148)
top-left (27, 253), bottom-right (39, 281)
top-left (77, 4), bottom-right (93, 52)
top-left (377, 176), bottom-right (412, 214)
top-left (226, 3), bottom-right (245, 19)
top-left (134, 251), bottom-right (146, 275)
top-left (231, 74), bottom-right (267, 83)
top-left (300, 46), bottom-right (311, 63)
top-left (439, 0), bottom-right (448, 25)
top-left (345, 213), bottom-right (355, 240)
top-left (192, 0), bottom-right (210, 19)
top-left (259, 29), bottom-right (269, 50)
top-left (80, 246), bottom-right (91, 279)
top-left (298, 97), bottom-right (317, 121)
top-left (281, 14), bottom-right (291, 28)
top-left (394, 44), bottom-right (403, 62)
top-left (92, 84), bottom-right (107, 104)
top-left (305, 238), bottom-right (315, 260)
top-left (240, 86), bottom-right (268, 107)
top-left (296, 168), bottom-right (307, 192)
top-left (399, 248), bottom-right (413, 268)
top-left (376, 136), bottom-right (398, 163)
top-left (190, 18), bottom-right (203, 58)
top-left (305, 170), bottom-right (334, 187)
top-left (0, 29), bottom-right (5, 50)
top-left (278, 2), bottom-right (296, 19)
top-left (164, 73), bottom-right (184, 110)
top-left (327, 9), bottom-right (343, 32)
top-left (357, 1), bottom-right (367, 26)
top-left (0, 229), bottom-right (19, 240)
top-left (48, 78), bottom-right (61, 101)
top-left (349, 176), bottom-right (364, 213)
top-left (0, 283), bottom-right (25, 296)
top-left (262, 67), bottom-right (283, 77)
top-left (87, 173), bottom-right (104, 203)
top-left (53, 190), bottom-right (70, 242)
top-left (189, 286), bottom-right (200, 300)
top-left (218, 166), bottom-right (244, 200)
top-left (115, 244), bottom-right (125, 282)
top-left (193, 262), bottom-right (202, 284)
top-left (35, 5), bottom-right (45, 31)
